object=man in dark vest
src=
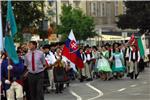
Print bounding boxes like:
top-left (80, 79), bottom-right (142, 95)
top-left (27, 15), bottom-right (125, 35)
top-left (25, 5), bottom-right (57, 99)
top-left (79, 48), bottom-right (87, 82)
top-left (85, 46), bottom-right (94, 81)
top-left (129, 44), bottom-right (140, 79)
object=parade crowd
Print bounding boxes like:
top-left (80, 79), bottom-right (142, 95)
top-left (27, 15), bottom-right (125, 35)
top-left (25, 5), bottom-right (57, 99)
top-left (0, 41), bottom-right (150, 100)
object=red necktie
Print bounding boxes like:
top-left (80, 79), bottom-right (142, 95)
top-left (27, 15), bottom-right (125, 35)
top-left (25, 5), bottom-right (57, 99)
top-left (32, 52), bottom-right (35, 71)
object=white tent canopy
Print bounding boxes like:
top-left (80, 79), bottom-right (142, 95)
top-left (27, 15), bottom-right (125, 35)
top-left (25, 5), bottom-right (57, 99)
top-left (88, 34), bottom-right (130, 41)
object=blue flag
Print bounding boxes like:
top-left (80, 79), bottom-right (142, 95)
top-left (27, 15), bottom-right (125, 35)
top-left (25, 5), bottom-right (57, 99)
top-left (4, 1), bottom-right (19, 64)
top-left (6, 1), bottom-right (17, 37)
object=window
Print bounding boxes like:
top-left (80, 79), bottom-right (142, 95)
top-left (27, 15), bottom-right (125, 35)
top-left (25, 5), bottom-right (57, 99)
top-left (61, 1), bottom-right (69, 6)
top-left (91, 2), bottom-right (97, 16)
top-left (115, 1), bottom-right (118, 16)
top-left (123, 4), bottom-right (126, 14)
top-left (100, 2), bottom-right (106, 17)
top-left (97, 2), bottom-right (101, 17)
top-left (48, 0), bottom-right (54, 6)
top-left (74, 1), bottom-right (80, 8)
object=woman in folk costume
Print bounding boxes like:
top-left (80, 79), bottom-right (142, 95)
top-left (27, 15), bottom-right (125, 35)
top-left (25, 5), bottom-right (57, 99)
top-left (97, 46), bottom-right (112, 80)
top-left (129, 44), bottom-right (140, 79)
top-left (53, 48), bottom-right (67, 94)
top-left (91, 46), bottom-right (100, 78)
top-left (105, 43), bottom-right (113, 59)
top-left (110, 46), bottom-right (126, 79)
top-left (92, 46), bottom-right (101, 79)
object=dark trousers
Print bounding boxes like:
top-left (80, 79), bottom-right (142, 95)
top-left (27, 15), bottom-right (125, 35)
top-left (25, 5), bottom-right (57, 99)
top-left (55, 83), bottom-right (63, 93)
top-left (23, 77), bottom-right (31, 100)
top-left (28, 72), bottom-right (44, 100)
top-left (1, 95), bottom-right (7, 100)
top-left (139, 59), bottom-right (145, 72)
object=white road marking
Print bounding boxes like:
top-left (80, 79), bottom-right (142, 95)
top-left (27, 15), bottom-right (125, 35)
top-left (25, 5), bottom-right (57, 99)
top-left (130, 93), bottom-right (141, 96)
top-left (86, 82), bottom-right (103, 100)
top-left (142, 82), bottom-right (147, 84)
top-left (130, 84), bottom-right (137, 87)
top-left (69, 89), bottom-right (82, 100)
top-left (71, 83), bottom-right (84, 87)
top-left (117, 88), bottom-right (126, 92)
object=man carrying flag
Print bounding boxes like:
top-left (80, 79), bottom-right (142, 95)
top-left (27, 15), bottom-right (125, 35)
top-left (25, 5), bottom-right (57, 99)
top-left (62, 30), bottom-right (84, 73)
top-left (1, 1), bottom-right (25, 100)
top-left (128, 33), bottom-right (140, 79)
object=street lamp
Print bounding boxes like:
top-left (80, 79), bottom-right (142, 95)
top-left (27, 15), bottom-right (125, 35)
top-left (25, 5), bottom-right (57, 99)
top-left (99, 28), bottom-right (102, 46)
top-left (96, 30), bottom-right (99, 46)
top-left (122, 31), bottom-right (127, 43)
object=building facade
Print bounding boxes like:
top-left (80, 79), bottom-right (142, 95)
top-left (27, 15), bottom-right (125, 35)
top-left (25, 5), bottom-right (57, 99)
top-left (86, 1), bottom-right (126, 33)
top-left (41, 0), bottom-right (149, 47)
top-left (48, 0), bottom-right (126, 33)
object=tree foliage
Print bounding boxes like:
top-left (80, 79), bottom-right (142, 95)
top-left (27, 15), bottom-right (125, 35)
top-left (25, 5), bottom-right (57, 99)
top-left (2, 1), bottom-right (45, 42)
top-left (117, 1), bottom-right (150, 33)
top-left (57, 5), bottom-right (96, 41)
top-left (2, 1), bottom-right (44, 31)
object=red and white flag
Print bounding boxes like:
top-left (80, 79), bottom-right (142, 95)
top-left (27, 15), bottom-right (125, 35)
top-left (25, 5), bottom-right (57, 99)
top-left (129, 33), bottom-right (139, 50)
top-left (62, 30), bottom-right (84, 71)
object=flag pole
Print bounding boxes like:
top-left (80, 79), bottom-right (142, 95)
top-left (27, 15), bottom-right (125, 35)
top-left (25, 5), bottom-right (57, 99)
top-left (0, 1), bottom-right (3, 52)
top-left (8, 59), bottom-right (11, 81)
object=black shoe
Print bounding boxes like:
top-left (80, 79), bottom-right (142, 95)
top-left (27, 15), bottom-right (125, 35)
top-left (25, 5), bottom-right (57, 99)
top-left (59, 91), bottom-right (62, 93)
top-left (80, 78), bottom-right (84, 82)
top-left (114, 75), bottom-right (118, 79)
top-left (135, 74), bottom-right (139, 79)
top-left (86, 78), bottom-right (93, 81)
top-left (72, 78), bottom-right (75, 80)
top-left (44, 89), bottom-right (50, 93)
top-left (55, 91), bottom-right (58, 94)
top-left (108, 77), bottom-right (113, 80)
top-left (127, 73), bottom-right (130, 77)
top-left (129, 72), bottom-right (133, 79)
top-left (67, 83), bottom-right (70, 87)
top-left (82, 76), bottom-right (87, 79)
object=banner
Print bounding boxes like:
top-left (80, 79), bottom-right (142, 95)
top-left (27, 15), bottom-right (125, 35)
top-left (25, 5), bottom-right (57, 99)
top-left (4, 1), bottom-right (19, 64)
top-left (138, 34), bottom-right (146, 57)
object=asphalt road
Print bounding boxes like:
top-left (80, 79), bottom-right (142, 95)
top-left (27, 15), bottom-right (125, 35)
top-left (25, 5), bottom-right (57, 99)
top-left (45, 67), bottom-right (150, 100)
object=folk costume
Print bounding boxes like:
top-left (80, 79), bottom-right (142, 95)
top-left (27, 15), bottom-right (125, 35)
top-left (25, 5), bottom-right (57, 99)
top-left (111, 51), bottom-right (125, 79)
top-left (111, 52), bottom-right (125, 72)
top-left (44, 50), bottom-right (56, 91)
top-left (97, 51), bottom-right (112, 72)
top-left (97, 50), bottom-right (112, 80)
top-left (129, 46), bottom-right (140, 79)
top-left (53, 58), bottom-right (67, 93)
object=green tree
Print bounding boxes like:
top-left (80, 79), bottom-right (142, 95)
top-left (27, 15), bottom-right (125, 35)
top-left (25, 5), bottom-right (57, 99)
top-left (2, 1), bottom-right (45, 42)
top-left (57, 5), bottom-right (96, 42)
top-left (117, 1), bottom-right (150, 33)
